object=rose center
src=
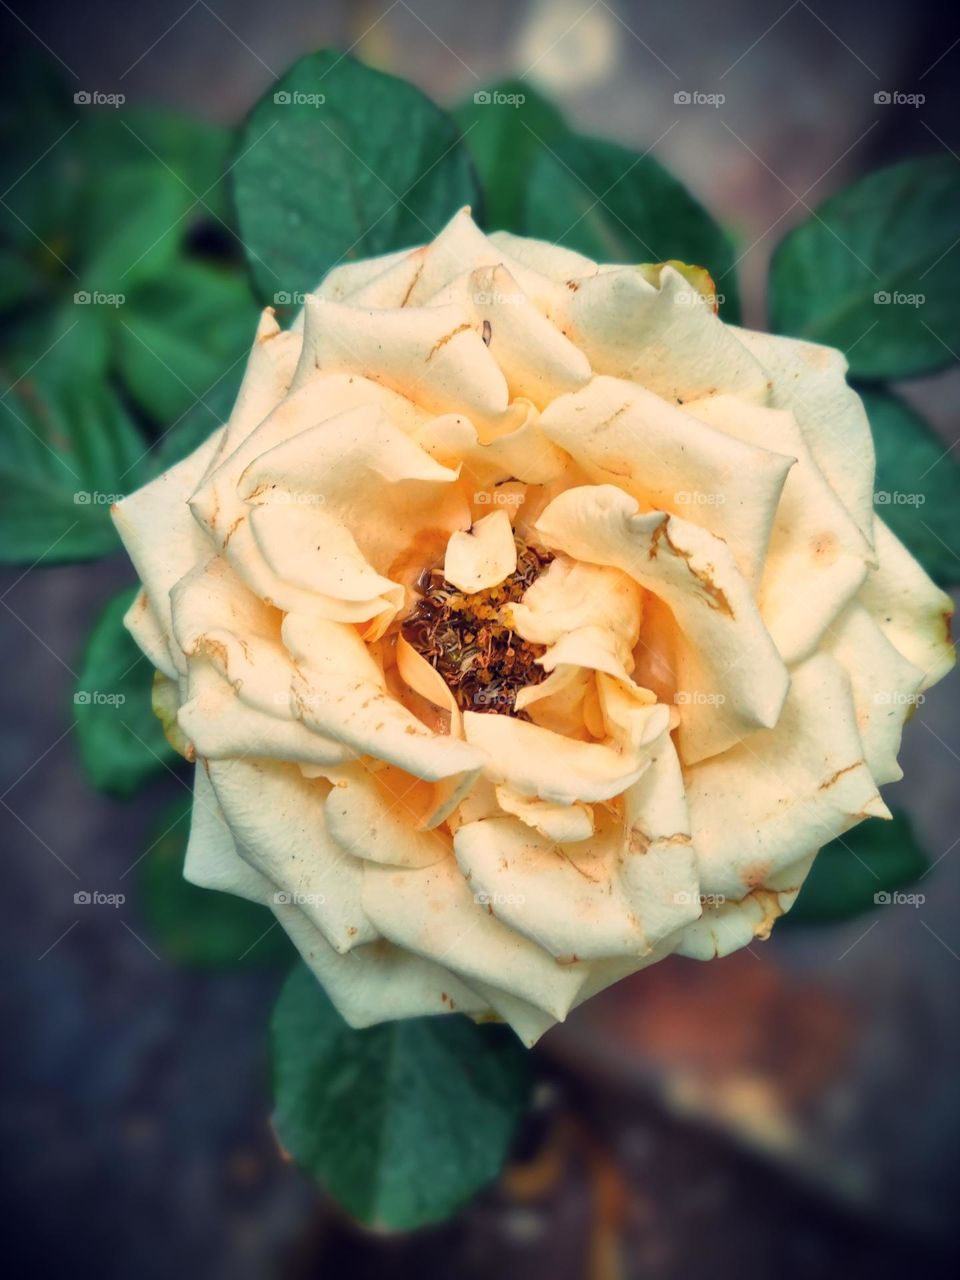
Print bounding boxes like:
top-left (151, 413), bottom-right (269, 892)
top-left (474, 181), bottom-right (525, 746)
top-left (401, 538), bottom-right (554, 717)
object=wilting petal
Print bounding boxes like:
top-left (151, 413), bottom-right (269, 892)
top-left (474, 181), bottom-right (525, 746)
top-left (734, 326), bottom-right (876, 545)
top-left (283, 613), bottom-right (483, 782)
top-left (443, 508), bottom-right (517, 592)
top-left (535, 485), bottom-right (789, 763)
top-left (362, 856), bottom-right (588, 1019)
top-left (685, 393), bottom-right (871, 662)
top-left (112, 430), bottom-right (223, 674)
top-left (824, 604), bottom-right (925, 786)
top-left (324, 763), bottom-right (451, 868)
top-left (683, 654), bottom-right (889, 905)
top-left (495, 785), bottom-right (595, 842)
top-left (858, 519), bottom-right (955, 689)
top-left (540, 377), bottom-right (793, 586)
top-left (552, 266), bottom-right (771, 404)
top-left (463, 707), bottom-right (663, 803)
top-left (206, 756), bottom-right (377, 952)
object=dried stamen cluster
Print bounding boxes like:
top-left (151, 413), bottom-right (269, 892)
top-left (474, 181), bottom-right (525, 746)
top-left (402, 538), bottom-right (554, 716)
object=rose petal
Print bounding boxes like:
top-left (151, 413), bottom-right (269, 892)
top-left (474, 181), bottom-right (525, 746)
top-left (443, 508), bottom-right (517, 592)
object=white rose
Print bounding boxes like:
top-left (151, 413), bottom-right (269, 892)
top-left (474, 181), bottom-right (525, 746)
top-left (113, 209), bottom-right (954, 1045)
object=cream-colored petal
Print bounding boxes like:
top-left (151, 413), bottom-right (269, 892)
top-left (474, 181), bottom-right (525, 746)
top-left (507, 555), bottom-right (643, 648)
top-left (535, 486), bottom-right (789, 763)
top-left (463, 708), bottom-right (660, 804)
top-left (275, 905), bottom-right (488, 1025)
top-left (183, 762), bottom-right (274, 903)
top-left (538, 377), bottom-right (792, 586)
top-left (414, 407), bottom-right (569, 493)
top-left (124, 588), bottom-right (178, 681)
top-left (734, 326), bottom-right (876, 545)
top-left (324, 763), bottom-right (451, 868)
top-left (494, 785), bottom-right (595, 842)
top-left (202, 309), bottom-right (302, 479)
top-left (553, 266), bottom-right (771, 404)
top-left (395, 633), bottom-right (463, 736)
top-left (686, 393), bottom-right (871, 663)
top-left (676, 853), bottom-right (814, 960)
top-left (824, 604), bottom-right (925, 786)
top-left (487, 229), bottom-right (599, 283)
top-left (295, 296), bottom-right (509, 422)
top-left (454, 798), bottom-right (700, 962)
top-left (443, 508), bottom-right (517, 592)
top-left (684, 654), bottom-right (889, 905)
top-left (111, 429), bottom-right (223, 674)
top-left (282, 613), bottom-right (483, 782)
top-left (431, 263), bottom-right (591, 408)
top-left (177, 661), bottom-right (354, 766)
top-left (206, 756), bottom-right (377, 952)
top-left (248, 502), bottom-right (402, 603)
top-left (361, 856), bottom-right (588, 1019)
top-left (858, 518), bottom-right (955, 690)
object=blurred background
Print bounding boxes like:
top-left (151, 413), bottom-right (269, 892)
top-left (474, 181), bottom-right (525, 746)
top-left (2, 1), bottom-right (959, 1276)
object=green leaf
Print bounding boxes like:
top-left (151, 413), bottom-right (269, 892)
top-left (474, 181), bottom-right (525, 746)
top-left (140, 796), bottom-right (297, 968)
top-left (77, 108), bottom-right (236, 227)
top-left (233, 50), bottom-right (481, 304)
top-left (0, 368), bottom-right (149, 564)
top-left (73, 587), bottom-right (178, 795)
top-left (769, 157), bottom-right (960, 379)
top-left (454, 81), bottom-right (570, 235)
top-left (864, 387), bottom-right (960, 585)
top-left (114, 258), bottom-right (259, 424)
top-left (152, 360), bottom-right (244, 471)
top-left (788, 813), bottom-right (930, 924)
top-left (272, 963), bottom-right (532, 1229)
top-left (523, 133), bottom-right (741, 320)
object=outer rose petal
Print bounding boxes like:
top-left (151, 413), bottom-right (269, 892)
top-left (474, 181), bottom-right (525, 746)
top-left (112, 429), bottom-right (223, 674)
top-left (206, 756), bottom-right (377, 953)
top-left (682, 654), bottom-right (889, 906)
top-left (324, 763), bottom-right (451, 868)
top-left (361, 856), bottom-right (588, 1020)
top-left (858, 519), bottom-right (955, 689)
top-left (733, 326), bottom-right (876, 545)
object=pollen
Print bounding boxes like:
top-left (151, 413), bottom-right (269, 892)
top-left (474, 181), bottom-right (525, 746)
top-left (401, 537), bottom-right (553, 716)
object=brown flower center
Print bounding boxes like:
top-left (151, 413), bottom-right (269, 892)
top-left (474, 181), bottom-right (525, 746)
top-left (401, 537), bottom-right (554, 716)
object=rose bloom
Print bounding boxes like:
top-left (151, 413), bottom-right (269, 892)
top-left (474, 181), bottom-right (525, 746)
top-left (114, 210), bottom-right (953, 1044)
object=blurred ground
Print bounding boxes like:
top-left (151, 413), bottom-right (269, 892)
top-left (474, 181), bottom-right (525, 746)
top-left (2, 1), bottom-right (960, 1277)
